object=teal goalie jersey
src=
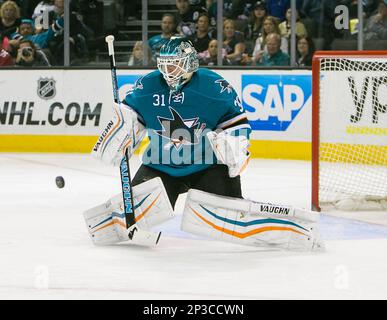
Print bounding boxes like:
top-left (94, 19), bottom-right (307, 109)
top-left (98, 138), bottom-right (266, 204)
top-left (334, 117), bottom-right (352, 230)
top-left (123, 68), bottom-right (251, 177)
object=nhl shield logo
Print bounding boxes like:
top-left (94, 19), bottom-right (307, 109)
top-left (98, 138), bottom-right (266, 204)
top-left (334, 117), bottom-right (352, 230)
top-left (37, 78), bottom-right (56, 100)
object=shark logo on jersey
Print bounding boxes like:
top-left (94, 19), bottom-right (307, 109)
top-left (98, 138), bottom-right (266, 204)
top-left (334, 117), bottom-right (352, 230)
top-left (155, 107), bottom-right (206, 150)
top-left (215, 79), bottom-right (233, 94)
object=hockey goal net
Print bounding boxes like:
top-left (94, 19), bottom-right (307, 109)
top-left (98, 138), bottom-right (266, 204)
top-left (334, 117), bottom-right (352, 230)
top-left (312, 51), bottom-right (387, 211)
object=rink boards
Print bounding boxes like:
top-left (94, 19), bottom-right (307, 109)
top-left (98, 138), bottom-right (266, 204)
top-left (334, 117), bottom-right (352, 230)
top-left (0, 69), bottom-right (312, 159)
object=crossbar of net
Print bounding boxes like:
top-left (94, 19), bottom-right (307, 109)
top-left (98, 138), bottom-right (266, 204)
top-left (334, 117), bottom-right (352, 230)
top-left (320, 58), bottom-right (387, 72)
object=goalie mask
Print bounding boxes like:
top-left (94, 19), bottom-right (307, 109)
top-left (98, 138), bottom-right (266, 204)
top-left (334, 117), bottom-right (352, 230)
top-left (157, 37), bottom-right (199, 92)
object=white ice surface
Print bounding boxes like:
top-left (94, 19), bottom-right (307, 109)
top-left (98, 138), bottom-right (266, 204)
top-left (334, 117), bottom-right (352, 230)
top-left (1, 153), bottom-right (387, 300)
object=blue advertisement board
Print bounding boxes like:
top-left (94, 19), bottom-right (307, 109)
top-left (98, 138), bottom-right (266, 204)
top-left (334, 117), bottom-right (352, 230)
top-left (241, 74), bottom-right (312, 131)
top-left (117, 75), bottom-right (141, 89)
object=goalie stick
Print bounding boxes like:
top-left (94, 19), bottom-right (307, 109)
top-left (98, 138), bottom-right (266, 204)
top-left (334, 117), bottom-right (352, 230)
top-left (105, 35), bottom-right (161, 246)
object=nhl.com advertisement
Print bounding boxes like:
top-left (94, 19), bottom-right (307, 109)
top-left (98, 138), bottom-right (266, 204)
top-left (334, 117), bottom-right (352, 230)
top-left (0, 70), bottom-right (113, 136)
top-left (0, 69), bottom-right (312, 152)
top-left (2, 78), bottom-right (103, 128)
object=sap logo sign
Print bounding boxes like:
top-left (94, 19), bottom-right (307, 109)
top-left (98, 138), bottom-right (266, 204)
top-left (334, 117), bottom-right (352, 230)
top-left (117, 75), bottom-right (143, 101)
top-left (242, 75), bottom-right (311, 131)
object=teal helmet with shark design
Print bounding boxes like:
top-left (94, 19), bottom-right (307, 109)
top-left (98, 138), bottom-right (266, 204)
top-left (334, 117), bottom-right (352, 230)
top-left (157, 37), bottom-right (199, 92)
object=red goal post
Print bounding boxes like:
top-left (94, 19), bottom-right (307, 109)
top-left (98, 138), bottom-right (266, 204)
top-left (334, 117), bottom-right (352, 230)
top-left (312, 51), bottom-right (387, 211)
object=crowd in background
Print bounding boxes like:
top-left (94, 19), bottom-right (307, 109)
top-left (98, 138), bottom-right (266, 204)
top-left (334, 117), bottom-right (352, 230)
top-left (129, 0), bottom-right (387, 67)
top-left (1, 0), bottom-right (387, 68)
top-left (0, 0), bottom-right (101, 67)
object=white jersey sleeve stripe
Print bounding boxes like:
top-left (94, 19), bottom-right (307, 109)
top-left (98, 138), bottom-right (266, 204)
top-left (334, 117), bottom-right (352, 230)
top-left (217, 114), bottom-right (248, 130)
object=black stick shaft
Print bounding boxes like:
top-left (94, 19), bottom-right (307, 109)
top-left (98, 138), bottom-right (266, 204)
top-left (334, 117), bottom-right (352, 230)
top-left (107, 43), bottom-right (136, 229)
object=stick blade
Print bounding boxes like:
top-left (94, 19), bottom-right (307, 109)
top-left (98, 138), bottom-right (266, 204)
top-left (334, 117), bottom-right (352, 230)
top-left (127, 224), bottom-right (161, 246)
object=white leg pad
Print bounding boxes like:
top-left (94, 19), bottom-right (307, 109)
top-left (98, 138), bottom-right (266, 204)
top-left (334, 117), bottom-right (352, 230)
top-left (83, 202), bottom-right (129, 245)
top-left (181, 189), bottom-right (324, 251)
top-left (83, 177), bottom-right (174, 245)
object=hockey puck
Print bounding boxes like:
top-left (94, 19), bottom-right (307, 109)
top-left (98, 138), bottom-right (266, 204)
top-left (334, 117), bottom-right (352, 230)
top-left (55, 176), bottom-right (65, 188)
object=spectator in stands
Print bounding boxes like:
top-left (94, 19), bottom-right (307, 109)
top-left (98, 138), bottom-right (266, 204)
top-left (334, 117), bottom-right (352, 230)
top-left (47, 0), bottom-right (93, 65)
top-left (114, 0), bottom-right (141, 22)
top-left (364, 0), bottom-right (387, 40)
top-left (207, 0), bottom-right (255, 22)
top-left (190, 0), bottom-right (206, 7)
top-left (0, 0), bottom-right (21, 39)
top-left (338, 0), bottom-right (379, 20)
top-left (207, 0), bottom-right (235, 26)
top-left (9, 0), bottom-right (28, 18)
top-left (208, 0), bottom-right (252, 36)
top-left (128, 41), bottom-right (150, 67)
top-left (233, 0), bottom-right (257, 21)
top-left (301, 0), bottom-right (336, 49)
top-left (246, 1), bottom-right (268, 44)
top-left (255, 32), bottom-right (290, 66)
top-left (295, 35), bottom-right (314, 67)
top-left (279, 8), bottom-right (307, 39)
top-left (223, 19), bottom-right (246, 65)
top-left (198, 38), bottom-right (231, 66)
top-left (32, 0), bottom-right (56, 20)
top-left (212, 0), bottom-right (257, 21)
top-left (363, 0), bottom-right (380, 18)
top-left (266, 0), bottom-right (301, 22)
top-left (76, 0), bottom-right (103, 39)
top-left (250, 15), bottom-right (288, 62)
top-left (148, 13), bottom-right (178, 63)
top-left (176, 0), bottom-right (206, 37)
top-left (15, 38), bottom-right (51, 66)
top-left (9, 17), bottom-right (63, 50)
top-left (188, 13), bottom-right (215, 54)
top-left (0, 33), bottom-right (13, 66)
top-left (266, 0), bottom-right (288, 21)
top-left (227, 0), bottom-right (256, 35)
top-left (55, 0), bottom-right (95, 41)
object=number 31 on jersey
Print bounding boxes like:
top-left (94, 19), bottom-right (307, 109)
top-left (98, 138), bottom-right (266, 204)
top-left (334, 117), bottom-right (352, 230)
top-left (153, 94), bottom-right (166, 106)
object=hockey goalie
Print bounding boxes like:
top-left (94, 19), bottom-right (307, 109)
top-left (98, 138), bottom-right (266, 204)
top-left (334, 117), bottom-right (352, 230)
top-left (83, 37), bottom-right (324, 251)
